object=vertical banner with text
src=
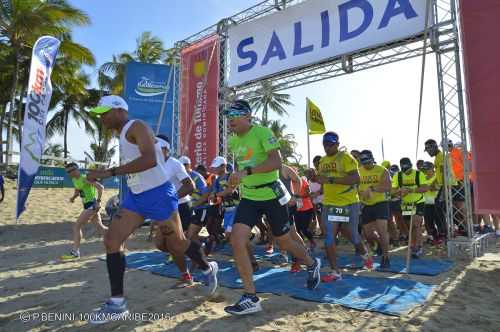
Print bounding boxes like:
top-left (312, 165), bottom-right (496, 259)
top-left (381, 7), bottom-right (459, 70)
top-left (180, 35), bottom-right (220, 167)
top-left (17, 36), bottom-right (61, 220)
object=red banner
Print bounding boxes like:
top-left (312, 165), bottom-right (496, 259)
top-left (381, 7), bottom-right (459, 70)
top-left (179, 36), bottom-right (220, 168)
top-left (460, 0), bottom-right (500, 213)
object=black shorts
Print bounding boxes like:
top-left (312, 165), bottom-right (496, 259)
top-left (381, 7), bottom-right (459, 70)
top-left (234, 198), bottom-right (290, 237)
top-left (206, 204), bottom-right (220, 218)
top-left (191, 208), bottom-right (208, 227)
top-left (361, 202), bottom-right (390, 225)
top-left (402, 203), bottom-right (426, 220)
top-left (390, 200), bottom-right (402, 214)
top-left (178, 202), bottom-right (193, 231)
top-left (83, 199), bottom-right (97, 210)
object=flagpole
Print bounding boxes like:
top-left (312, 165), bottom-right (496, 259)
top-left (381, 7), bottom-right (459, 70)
top-left (306, 98), bottom-right (311, 168)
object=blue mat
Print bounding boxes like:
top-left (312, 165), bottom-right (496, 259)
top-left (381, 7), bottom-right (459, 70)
top-left (111, 251), bottom-right (435, 316)
top-left (215, 245), bottom-right (454, 276)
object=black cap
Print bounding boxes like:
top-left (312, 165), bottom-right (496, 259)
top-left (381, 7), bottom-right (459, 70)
top-left (224, 99), bottom-right (252, 116)
top-left (359, 150), bottom-right (374, 164)
top-left (422, 161), bottom-right (434, 170)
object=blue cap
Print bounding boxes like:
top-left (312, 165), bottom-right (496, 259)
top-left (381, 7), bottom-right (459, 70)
top-left (323, 132), bottom-right (339, 144)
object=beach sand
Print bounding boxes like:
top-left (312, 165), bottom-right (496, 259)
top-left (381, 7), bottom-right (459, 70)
top-left (1, 178), bottom-right (499, 332)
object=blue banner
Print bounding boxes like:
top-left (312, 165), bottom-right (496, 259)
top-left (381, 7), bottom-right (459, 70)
top-left (32, 166), bottom-right (120, 189)
top-left (123, 61), bottom-right (176, 139)
top-left (17, 36), bottom-right (61, 219)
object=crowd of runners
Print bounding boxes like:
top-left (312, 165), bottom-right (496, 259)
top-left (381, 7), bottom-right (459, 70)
top-left (58, 95), bottom-right (500, 323)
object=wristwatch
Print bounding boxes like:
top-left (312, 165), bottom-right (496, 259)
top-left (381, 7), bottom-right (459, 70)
top-left (244, 166), bottom-right (253, 176)
top-left (328, 177), bottom-right (335, 184)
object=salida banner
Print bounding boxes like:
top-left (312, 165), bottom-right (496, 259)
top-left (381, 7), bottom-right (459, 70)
top-left (180, 35), bottom-right (220, 167)
top-left (227, 0), bottom-right (429, 87)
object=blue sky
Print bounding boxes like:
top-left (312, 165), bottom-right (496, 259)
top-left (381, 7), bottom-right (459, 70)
top-left (54, 0), bottom-right (442, 166)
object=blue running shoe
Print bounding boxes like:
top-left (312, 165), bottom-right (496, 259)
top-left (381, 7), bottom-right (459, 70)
top-left (307, 257), bottom-right (321, 290)
top-left (224, 294), bottom-right (262, 315)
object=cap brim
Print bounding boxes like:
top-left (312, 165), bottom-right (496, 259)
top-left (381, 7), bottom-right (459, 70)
top-left (89, 106), bottom-right (112, 117)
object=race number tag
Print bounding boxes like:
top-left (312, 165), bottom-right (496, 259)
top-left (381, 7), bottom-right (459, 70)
top-left (326, 206), bottom-right (350, 223)
top-left (271, 180), bottom-right (291, 206)
top-left (401, 203), bottom-right (416, 216)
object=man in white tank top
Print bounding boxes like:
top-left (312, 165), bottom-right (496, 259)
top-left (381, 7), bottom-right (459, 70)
top-left (86, 95), bottom-right (219, 324)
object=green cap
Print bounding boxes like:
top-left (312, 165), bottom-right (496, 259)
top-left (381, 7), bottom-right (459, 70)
top-left (89, 95), bottom-right (128, 116)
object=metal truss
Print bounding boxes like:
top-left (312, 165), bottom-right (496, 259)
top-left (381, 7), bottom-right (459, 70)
top-left (175, 0), bottom-right (478, 257)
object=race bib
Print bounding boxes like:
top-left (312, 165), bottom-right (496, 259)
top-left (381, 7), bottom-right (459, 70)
top-left (401, 203), bottom-right (416, 216)
top-left (326, 206), bottom-right (350, 223)
top-left (271, 180), bottom-right (291, 206)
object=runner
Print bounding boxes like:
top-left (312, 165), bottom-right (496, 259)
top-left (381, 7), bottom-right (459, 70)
top-left (304, 168), bottom-right (324, 237)
top-left (156, 138), bottom-right (194, 233)
top-left (389, 164), bottom-right (406, 246)
top-left (350, 150), bottom-right (361, 163)
top-left (180, 157), bottom-right (211, 243)
top-left (211, 156), bottom-right (238, 238)
top-left (60, 163), bottom-right (108, 260)
top-left (316, 132), bottom-right (372, 282)
top-left (154, 137), bottom-right (197, 286)
top-left (391, 158), bottom-right (428, 258)
top-left (86, 95), bottom-right (218, 324)
top-left (223, 99), bottom-right (321, 315)
top-left (421, 161), bottom-right (445, 245)
top-left (358, 150), bottom-right (392, 268)
top-left (294, 175), bottom-right (317, 250)
top-left (0, 173), bottom-right (4, 203)
top-left (416, 159), bottom-right (425, 172)
top-left (313, 155), bottom-right (322, 172)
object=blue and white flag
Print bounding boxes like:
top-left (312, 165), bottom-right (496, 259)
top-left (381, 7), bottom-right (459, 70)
top-left (16, 36), bottom-right (61, 220)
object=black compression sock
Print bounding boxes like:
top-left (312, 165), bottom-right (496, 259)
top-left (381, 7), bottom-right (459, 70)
top-left (184, 241), bottom-right (210, 271)
top-left (106, 252), bottom-right (125, 297)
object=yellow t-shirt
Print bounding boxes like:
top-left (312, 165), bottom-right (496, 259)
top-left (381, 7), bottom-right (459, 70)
top-left (319, 152), bottom-right (359, 207)
top-left (359, 165), bottom-right (389, 206)
top-left (391, 169), bottom-right (426, 204)
top-left (422, 174), bottom-right (438, 204)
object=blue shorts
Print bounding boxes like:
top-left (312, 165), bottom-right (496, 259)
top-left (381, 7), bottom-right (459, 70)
top-left (121, 182), bottom-right (178, 221)
top-left (83, 199), bottom-right (97, 210)
top-left (223, 207), bottom-right (237, 232)
top-left (322, 203), bottom-right (361, 246)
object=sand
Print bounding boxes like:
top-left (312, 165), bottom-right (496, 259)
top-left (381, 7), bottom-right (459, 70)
top-left (1, 178), bottom-right (500, 332)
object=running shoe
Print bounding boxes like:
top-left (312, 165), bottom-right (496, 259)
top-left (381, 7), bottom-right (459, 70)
top-left (306, 257), bottom-right (321, 290)
top-left (201, 261), bottom-right (219, 296)
top-left (224, 294), bottom-right (262, 315)
top-left (265, 244), bottom-right (274, 254)
top-left (321, 271), bottom-right (342, 283)
top-left (362, 255), bottom-right (374, 270)
top-left (174, 272), bottom-right (194, 288)
top-left (411, 246), bottom-right (423, 259)
top-left (380, 256), bottom-right (391, 270)
top-left (290, 262), bottom-right (301, 273)
top-left (60, 249), bottom-right (80, 261)
top-left (88, 299), bottom-right (129, 324)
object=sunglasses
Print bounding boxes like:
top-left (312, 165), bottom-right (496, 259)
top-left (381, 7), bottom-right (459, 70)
top-left (226, 111), bottom-right (249, 119)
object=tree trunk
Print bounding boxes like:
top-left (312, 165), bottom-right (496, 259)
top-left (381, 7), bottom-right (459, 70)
top-left (0, 104), bottom-right (5, 164)
top-left (63, 108), bottom-right (69, 159)
top-left (17, 84), bottom-right (26, 152)
top-left (6, 48), bottom-right (20, 164)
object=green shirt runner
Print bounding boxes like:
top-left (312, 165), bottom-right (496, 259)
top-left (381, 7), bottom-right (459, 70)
top-left (228, 125), bottom-right (280, 201)
top-left (72, 174), bottom-right (97, 204)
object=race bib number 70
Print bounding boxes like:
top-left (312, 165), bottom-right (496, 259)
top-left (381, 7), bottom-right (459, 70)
top-left (326, 206), bottom-right (350, 223)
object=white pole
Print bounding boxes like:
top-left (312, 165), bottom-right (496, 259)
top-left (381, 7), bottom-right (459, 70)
top-left (406, 214), bottom-right (414, 276)
top-left (306, 98), bottom-right (311, 168)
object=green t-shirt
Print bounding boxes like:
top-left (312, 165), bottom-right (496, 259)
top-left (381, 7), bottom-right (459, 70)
top-left (72, 175), bottom-right (96, 203)
top-left (422, 174), bottom-right (439, 204)
top-left (391, 169), bottom-right (426, 204)
top-left (228, 125), bottom-right (280, 201)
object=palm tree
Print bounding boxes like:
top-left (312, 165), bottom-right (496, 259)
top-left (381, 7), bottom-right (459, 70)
top-left (85, 111), bottom-right (117, 165)
top-left (249, 80), bottom-right (293, 123)
top-left (41, 142), bottom-right (64, 166)
top-left (46, 62), bottom-right (95, 159)
top-left (99, 31), bottom-right (167, 94)
top-left (0, 0), bottom-right (94, 162)
top-left (257, 118), bottom-right (301, 163)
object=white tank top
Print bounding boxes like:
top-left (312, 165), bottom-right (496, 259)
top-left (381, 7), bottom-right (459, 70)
top-left (119, 120), bottom-right (168, 194)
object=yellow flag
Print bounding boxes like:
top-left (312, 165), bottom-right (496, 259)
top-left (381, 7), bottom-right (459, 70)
top-left (306, 98), bottom-right (326, 135)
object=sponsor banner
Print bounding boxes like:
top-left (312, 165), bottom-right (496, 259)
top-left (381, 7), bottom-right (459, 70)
top-left (17, 36), bottom-right (61, 219)
top-left (124, 62), bottom-right (176, 138)
top-left (32, 166), bottom-right (120, 189)
top-left (180, 35), bottom-right (220, 167)
top-left (228, 0), bottom-right (428, 86)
